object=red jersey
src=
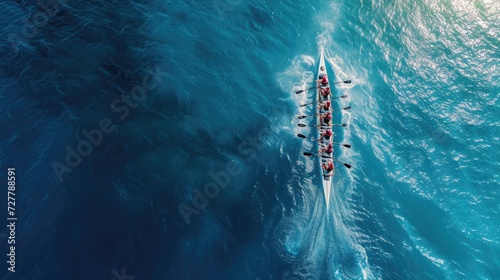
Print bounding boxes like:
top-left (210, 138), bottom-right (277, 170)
top-left (325, 162), bottom-right (334, 172)
top-left (325, 144), bottom-right (333, 154)
top-left (321, 76), bottom-right (328, 85)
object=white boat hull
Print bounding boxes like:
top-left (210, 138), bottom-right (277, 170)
top-left (317, 48), bottom-right (333, 210)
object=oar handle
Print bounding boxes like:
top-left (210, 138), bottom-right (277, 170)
top-left (297, 123), bottom-right (347, 128)
top-left (296, 80), bottom-right (350, 94)
top-left (303, 152), bottom-right (352, 168)
top-left (300, 95), bottom-right (348, 107)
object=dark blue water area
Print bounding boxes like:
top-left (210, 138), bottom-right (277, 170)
top-left (1, 0), bottom-right (499, 279)
top-left (0, 1), bottom-right (316, 279)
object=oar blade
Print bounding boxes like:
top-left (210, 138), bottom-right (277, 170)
top-left (344, 106), bottom-right (351, 110)
top-left (344, 80), bottom-right (351, 84)
top-left (303, 152), bottom-right (314, 157)
top-left (342, 144), bottom-right (352, 148)
top-left (297, 134), bottom-right (307, 139)
top-left (342, 123), bottom-right (347, 127)
top-left (341, 95), bottom-right (348, 98)
top-left (297, 115), bottom-right (307, 119)
top-left (296, 86), bottom-right (318, 94)
top-left (343, 163), bottom-right (352, 168)
top-left (297, 124), bottom-right (306, 127)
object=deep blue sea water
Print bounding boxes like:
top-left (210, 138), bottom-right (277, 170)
top-left (0, 0), bottom-right (499, 279)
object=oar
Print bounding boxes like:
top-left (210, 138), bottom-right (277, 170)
top-left (303, 152), bottom-right (329, 158)
top-left (303, 152), bottom-right (352, 168)
top-left (297, 106), bottom-right (351, 119)
top-left (297, 134), bottom-right (351, 148)
top-left (295, 80), bottom-right (352, 94)
top-left (299, 95), bottom-right (348, 107)
top-left (298, 123), bottom-right (347, 128)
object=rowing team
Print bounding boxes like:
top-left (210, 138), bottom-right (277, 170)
top-left (317, 75), bottom-right (335, 174)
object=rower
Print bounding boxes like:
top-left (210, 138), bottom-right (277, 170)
top-left (320, 112), bottom-right (332, 125)
top-left (319, 143), bottom-right (334, 155)
top-left (318, 100), bottom-right (331, 112)
top-left (316, 75), bottom-right (329, 86)
top-left (322, 161), bottom-right (334, 173)
top-left (318, 129), bottom-right (333, 142)
top-left (320, 87), bottom-right (331, 99)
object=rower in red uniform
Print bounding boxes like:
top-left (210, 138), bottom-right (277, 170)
top-left (319, 129), bottom-right (333, 142)
top-left (318, 100), bottom-right (331, 111)
top-left (320, 87), bottom-right (331, 99)
top-left (317, 75), bottom-right (328, 85)
top-left (319, 143), bottom-right (334, 155)
top-left (322, 161), bottom-right (334, 174)
top-left (321, 112), bottom-right (332, 125)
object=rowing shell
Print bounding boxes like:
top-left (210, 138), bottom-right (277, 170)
top-left (317, 48), bottom-right (333, 210)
